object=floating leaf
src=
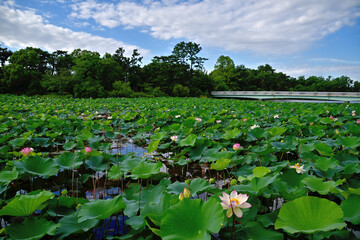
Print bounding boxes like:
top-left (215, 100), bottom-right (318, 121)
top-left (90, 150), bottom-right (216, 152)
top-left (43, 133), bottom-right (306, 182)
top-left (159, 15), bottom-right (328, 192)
top-left (268, 127), bottom-right (287, 136)
top-left (222, 128), bottom-right (241, 140)
top-left (336, 136), bottom-right (360, 149)
top-left (160, 198), bottom-right (223, 240)
top-left (55, 152), bottom-right (83, 170)
top-left (56, 212), bottom-right (99, 239)
top-left (302, 176), bottom-right (340, 195)
top-left (275, 196), bottom-right (346, 234)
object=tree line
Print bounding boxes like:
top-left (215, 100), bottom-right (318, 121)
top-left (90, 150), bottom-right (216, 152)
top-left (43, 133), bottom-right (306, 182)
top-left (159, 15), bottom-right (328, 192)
top-left (0, 42), bottom-right (358, 98)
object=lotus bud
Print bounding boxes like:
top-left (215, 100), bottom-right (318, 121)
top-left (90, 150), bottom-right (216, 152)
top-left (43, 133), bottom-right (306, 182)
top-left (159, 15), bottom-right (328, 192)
top-left (233, 143), bottom-right (241, 151)
top-left (85, 147), bottom-right (92, 153)
top-left (183, 188), bottom-right (191, 199)
top-left (230, 179), bottom-right (237, 186)
top-left (179, 192), bottom-right (184, 201)
top-left (185, 179), bottom-right (191, 186)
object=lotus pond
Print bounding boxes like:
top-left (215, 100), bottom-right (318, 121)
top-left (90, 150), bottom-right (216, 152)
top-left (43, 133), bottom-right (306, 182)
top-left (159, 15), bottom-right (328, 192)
top-left (0, 95), bottom-right (359, 240)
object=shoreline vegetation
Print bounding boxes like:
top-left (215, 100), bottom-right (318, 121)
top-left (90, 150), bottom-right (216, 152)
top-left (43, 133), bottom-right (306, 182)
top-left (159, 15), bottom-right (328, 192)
top-left (1, 42), bottom-right (359, 98)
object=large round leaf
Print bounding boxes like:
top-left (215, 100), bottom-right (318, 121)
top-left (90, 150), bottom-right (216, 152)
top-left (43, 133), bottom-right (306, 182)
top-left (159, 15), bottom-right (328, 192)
top-left (275, 196), bottom-right (346, 234)
top-left (341, 195), bottom-right (360, 225)
top-left (14, 156), bottom-right (59, 178)
top-left (130, 161), bottom-right (163, 179)
top-left (160, 198), bottom-right (224, 240)
top-left (56, 212), bottom-right (99, 239)
top-left (0, 167), bottom-right (18, 186)
top-left (0, 190), bottom-right (54, 217)
top-left (77, 196), bottom-right (125, 223)
top-left (6, 218), bottom-right (59, 240)
top-left (55, 152), bottom-right (83, 170)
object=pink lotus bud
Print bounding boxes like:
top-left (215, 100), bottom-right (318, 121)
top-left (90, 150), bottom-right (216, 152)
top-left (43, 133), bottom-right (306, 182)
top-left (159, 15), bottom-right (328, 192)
top-left (179, 192), bottom-right (184, 201)
top-left (243, 118), bottom-right (247, 122)
top-left (330, 115), bottom-right (333, 119)
top-left (21, 147), bottom-right (34, 156)
top-left (233, 143), bottom-right (241, 151)
top-left (85, 147), bottom-right (92, 153)
top-left (357, 120), bottom-right (360, 124)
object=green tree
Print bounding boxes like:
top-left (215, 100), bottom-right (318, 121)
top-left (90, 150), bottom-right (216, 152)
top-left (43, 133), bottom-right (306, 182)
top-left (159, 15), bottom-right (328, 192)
top-left (3, 47), bottom-right (49, 94)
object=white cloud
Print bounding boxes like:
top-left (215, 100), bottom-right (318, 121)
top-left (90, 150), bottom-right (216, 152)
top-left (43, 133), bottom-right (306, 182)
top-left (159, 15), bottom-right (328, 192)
top-left (0, 4), bottom-right (149, 56)
top-left (69, 0), bottom-right (360, 54)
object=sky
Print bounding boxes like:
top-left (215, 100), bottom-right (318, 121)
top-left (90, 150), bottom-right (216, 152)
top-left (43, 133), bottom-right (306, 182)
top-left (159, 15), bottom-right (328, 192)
top-left (1, 0), bottom-right (360, 81)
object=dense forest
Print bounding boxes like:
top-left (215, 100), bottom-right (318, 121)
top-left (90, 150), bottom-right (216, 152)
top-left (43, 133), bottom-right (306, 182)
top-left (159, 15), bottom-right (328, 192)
top-left (0, 42), bottom-right (359, 98)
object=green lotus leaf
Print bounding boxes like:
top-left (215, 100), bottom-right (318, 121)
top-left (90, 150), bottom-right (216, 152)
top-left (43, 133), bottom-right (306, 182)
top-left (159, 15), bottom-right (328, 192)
top-left (222, 128), bottom-right (241, 140)
top-left (315, 142), bottom-right (333, 157)
top-left (314, 156), bottom-right (339, 172)
top-left (179, 134), bottom-right (197, 147)
top-left (126, 215), bottom-right (145, 230)
top-left (140, 183), bottom-right (166, 206)
top-left (275, 196), bottom-right (346, 234)
top-left (77, 195), bottom-right (125, 223)
top-left (47, 196), bottom-right (88, 217)
top-left (252, 166), bottom-right (271, 178)
top-left (62, 141), bottom-right (76, 150)
top-left (33, 137), bottom-right (51, 147)
top-left (189, 178), bottom-right (211, 196)
top-left (232, 174), bottom-right (278, 196)
top-left (244, 221), bottom-right (283, 240)
top-left (0, 167), bottom-right (18, 186)
top-left (247, 127), bottom-right (266, 140)
top-left (84, 155), bottom-right (108, 171)
top-left (130, 161), bottom-right (163, 179)
top-left (268, 127), bottom-right (287, 136)
top-left (147, 140), bottom-right (160, 153)
top-left (341, 195), bottom-right (360, 225)
top-left (160, 198), bottom-right (223, 240)
top-left (170, 123), bottom-right (181, 132)
top-left (0, 190), bottom-right (54, 217)
top-left (9, 138), bottom-right (26, 148)
top-left (210, 158), bottom-right (231, 170)
top-left (6, 217), bottom-right (59, 240)
top-left (56, 212), bottom-right (99, 239)
top-left (108, 164), bottom-right (125, 180)
top-left (302, 176), bottom-right (340, 195)
top-left (151, 132), bottom-right (166, 141)
top-left (55, 152), bottom-right (83, 170)
top-left (167, 181), bottom-right (188, 195)
top-left (336, 136), bottom-right (360, 149)
top-left (14, 156), bottom-right (59, 178)
top-left (75, 130), bottom-right (94, 141)
top-left (105, 130), bottom-right (115, 139)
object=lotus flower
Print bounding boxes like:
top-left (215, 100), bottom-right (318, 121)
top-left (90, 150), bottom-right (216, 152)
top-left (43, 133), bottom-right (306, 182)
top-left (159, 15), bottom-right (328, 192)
top-left (85, 147), bottom-right (92, 153)
top-left (216, 120), bottom-right (222, 124)
top-left (219, 190), bottom-right (251, 218)
top-left (250, 124), bottom-right (260, 129)
top-left (290, 163), bottom-right (305, 174)
top-left (195, 117), bottom-right (202, 122)
top-left (357, 120), bottom-right (360, 124)
top-left (175, 115), bottom-right (181, 118)
top-left (233, 143), bottom-right (241, 151)
top-left (21, 147), bottom-right (34, 156)
top-left (243, 118), bottom-right (247, 122)
top-left (274, 115), bottom-right (279, 119)
top-left (170, 135), bottom-right (178, 142)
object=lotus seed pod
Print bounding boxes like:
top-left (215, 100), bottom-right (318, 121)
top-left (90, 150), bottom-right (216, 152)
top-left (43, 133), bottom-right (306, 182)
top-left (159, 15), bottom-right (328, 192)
top-left (209, 178), bottom-right (215, 184)
top-left (230, 179), bottom-right (237, 186)
top-left (185, 179), bottom-right (191, 185)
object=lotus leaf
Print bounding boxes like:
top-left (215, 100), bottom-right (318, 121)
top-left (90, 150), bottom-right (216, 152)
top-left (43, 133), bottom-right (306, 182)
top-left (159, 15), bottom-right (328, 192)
top-left (0, 190), bottom-right (54, 217)
top-left (78, 196), bottom-right (125, 222)
top-left (56, 212), bottom-right (99, 239)
top-left (179, 134), bottom-right (197, 147)
top-left (160, 198), bottom-right (223, 240)
top-left (14, 156), bottom-right (59, 178)
top-left (6, 218), bottom-right (59, 240)
top-left (340, 195), bottom-right (360, 225)
top-left (130, 161), bottom-right (163, 179)
top-left (0, 167), bottom-right (18, 186)
top-left (275, 196), bottom-right (346, 234)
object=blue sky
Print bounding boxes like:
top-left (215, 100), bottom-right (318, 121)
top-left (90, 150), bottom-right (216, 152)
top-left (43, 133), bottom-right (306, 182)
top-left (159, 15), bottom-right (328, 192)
top-left (1, 0), bottom-right (360, 81)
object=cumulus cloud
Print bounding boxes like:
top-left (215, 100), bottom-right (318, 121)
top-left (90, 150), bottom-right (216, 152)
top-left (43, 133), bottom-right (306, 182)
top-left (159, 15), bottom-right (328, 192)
top-left (0, 4), bottom-right (149, 56)
top-left (69, 0), bottom-right (360, 54)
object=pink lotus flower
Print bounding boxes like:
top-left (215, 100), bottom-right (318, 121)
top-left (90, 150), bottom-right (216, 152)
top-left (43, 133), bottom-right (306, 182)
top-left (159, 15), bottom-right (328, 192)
top-left (219, 190), bottom-right (252, 218)
top-left (85, 147), bottom-right (92, 153)
top-left (21, 147), bottom-right (34, 156)
top-left (330, 115), bottom-right (333, 120)
top-left (243, 118), bottom-right (247, 122)
top-left (357, 120), bottom-right (360, 124)
top-left (233, 143), bottom-right (241, 151)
